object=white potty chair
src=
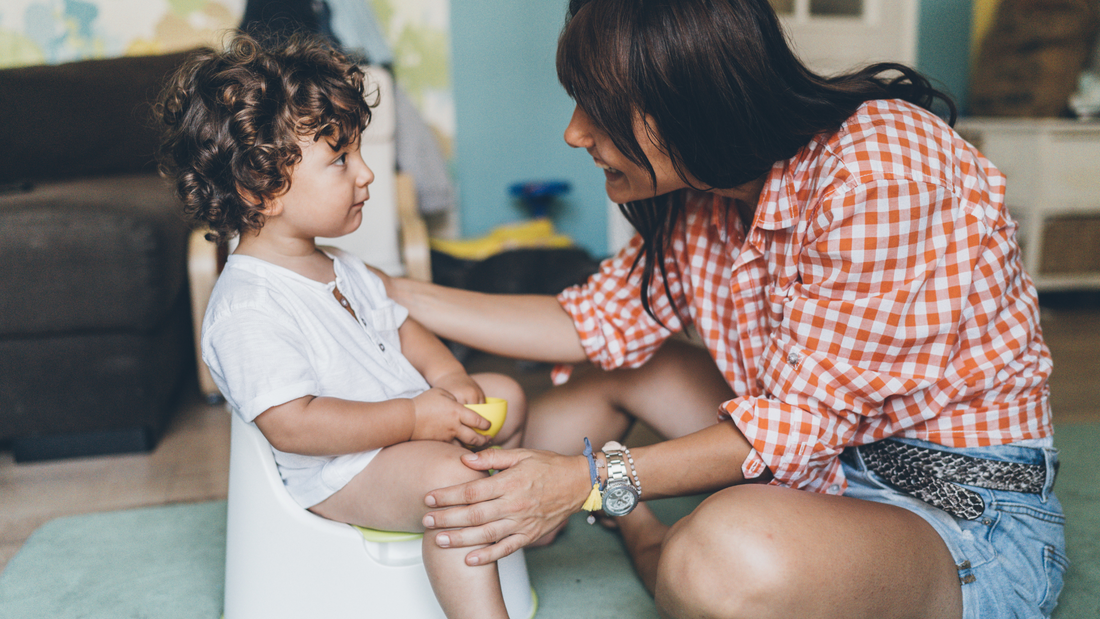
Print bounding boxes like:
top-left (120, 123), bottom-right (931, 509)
top-left (224, 413), bottom-right (538, 619)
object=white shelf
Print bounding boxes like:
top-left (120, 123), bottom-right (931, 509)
top-left (957, 117), bottom-right (1100, 291)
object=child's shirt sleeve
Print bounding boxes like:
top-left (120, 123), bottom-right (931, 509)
top-left (202, 303), bottom-right (318, 423)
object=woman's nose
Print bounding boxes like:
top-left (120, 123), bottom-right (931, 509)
top-left (564, 106), bottom-right (594, 149)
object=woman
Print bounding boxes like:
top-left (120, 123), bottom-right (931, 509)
top-left (382, 1), bottom-right (1067, 617)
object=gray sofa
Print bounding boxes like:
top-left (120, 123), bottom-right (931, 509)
top-left (0, 51), bottom-right (198, 461)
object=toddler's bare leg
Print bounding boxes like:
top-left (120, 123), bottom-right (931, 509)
top-left (310, 440), bottom-right (510, 619)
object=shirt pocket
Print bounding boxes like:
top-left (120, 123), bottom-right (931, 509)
top-left (365, 305), bottom-right (403, 353)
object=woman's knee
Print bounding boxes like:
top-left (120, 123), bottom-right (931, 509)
top-left (471, 372), bottom-right (526, 413)
top-left (654, 488), bottom-right (795, 619)
top-left (470, 372), bottom-right (527, 445)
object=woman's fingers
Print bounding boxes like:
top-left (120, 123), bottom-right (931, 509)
top-left (431, 508), bottom-right (513, 547)
top-left (424, 452), bottom-right (519, 510)
top-left (464, 534), bottom-right (531, 566)
top-left (429, 501), bottom-right (555, 565)
top-left (421, 448), bottom-right (589, 566)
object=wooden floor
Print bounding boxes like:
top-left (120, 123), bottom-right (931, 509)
top-left (2, 300), bottom-right (1098, 574)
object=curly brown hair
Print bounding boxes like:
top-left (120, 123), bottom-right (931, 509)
top-left (156, 32), bottom-right (373, 243)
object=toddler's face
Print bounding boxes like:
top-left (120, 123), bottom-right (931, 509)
top-left (268, 133), bottom-right (374, 240)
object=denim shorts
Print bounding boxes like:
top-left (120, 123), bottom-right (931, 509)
top-left (841, 437), bottom-right (1067, 619)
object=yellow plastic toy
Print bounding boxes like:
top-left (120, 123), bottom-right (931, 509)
top-left (464, 397), bottom-right (508, 437)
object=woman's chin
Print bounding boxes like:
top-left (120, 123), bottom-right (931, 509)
top-left (604, 175), bottom-right (634, 204)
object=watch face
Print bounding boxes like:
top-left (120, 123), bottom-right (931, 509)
top-left (603, 484), bottom-right (639, 517)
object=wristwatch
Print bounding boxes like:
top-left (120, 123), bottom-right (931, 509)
top-left (601, 447), bottom-right (640, 517)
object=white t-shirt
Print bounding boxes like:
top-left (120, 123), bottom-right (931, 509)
top-left (202, 247), bottom-right (430, 508)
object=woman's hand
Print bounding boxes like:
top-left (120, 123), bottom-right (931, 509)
top-left (431, 370), bottom-right (485, 405)
top-left (410, 388), bottom-right (491, 446)
top-left (421, 447), bottom-right (591, 565)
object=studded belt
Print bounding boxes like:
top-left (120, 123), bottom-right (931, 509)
top-left (851, 439), bottom-right (1053, 521)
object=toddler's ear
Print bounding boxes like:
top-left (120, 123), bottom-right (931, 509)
top-left (258, 198), bottom-right (282, 218)
top-left (238, 187), bottom-right (279, 217)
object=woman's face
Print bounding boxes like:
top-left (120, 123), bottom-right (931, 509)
top-left (564, 105), bottom-right (688, 204)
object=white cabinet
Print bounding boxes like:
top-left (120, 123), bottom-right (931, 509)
top-left (957, 118), bottom-right (1100, 290)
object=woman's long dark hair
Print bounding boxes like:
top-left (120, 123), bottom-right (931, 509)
top-left (557, 0), bottom-right (956, 323)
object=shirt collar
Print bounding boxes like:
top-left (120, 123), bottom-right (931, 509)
top-left (754, 158), bottom-right (799, 231)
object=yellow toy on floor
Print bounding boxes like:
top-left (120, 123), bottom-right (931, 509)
top-left (429, 218), bottom-right (573, 262)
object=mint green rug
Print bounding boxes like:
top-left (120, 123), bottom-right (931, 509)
top-left (1, 426), bottom-right (1096, 618)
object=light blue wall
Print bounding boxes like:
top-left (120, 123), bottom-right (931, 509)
top-left (451, 0), bottom-right (609, 258)
top-left (450, 0), bottom-right (975, 259)
top-left (916, 0), bottom-right (973, 115)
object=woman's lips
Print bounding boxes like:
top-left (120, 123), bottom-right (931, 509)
top-left (592, 156), bottom-right (621, 175)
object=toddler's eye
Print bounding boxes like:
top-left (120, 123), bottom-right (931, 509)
top-left (335, 153), bottom-right (347, 165)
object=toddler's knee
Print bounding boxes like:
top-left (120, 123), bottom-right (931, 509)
top-left (427, 449), bottom-right (489, 489)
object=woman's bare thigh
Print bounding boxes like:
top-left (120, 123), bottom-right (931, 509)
top-left (524, 338), bottom-right (733, 454)
top-left (656, 484), bottom-right (963, 619)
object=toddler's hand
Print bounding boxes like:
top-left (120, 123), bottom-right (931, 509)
top-left (431, 371), bottom-right (485, 405)
top-left (410, 388), bottom-right (491, 446)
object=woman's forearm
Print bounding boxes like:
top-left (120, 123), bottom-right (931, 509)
top-left (418, 419), bottom-right (766, 564)
top-left (619, 420), bottom-right (767, 501)
top-left (391, 277), bottom-right (587, 363)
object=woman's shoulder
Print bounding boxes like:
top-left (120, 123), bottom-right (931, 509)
top-left (801, 99), bottom-right (975, 190)
top-left (844, 99), bottom-right (955, 147)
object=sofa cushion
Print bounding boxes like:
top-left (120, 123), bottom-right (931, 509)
top-left (0, 174), bottom-right (191, 335)
top-left (0, 50), bottom-right (198, 185)
top-left (0, 301), bottom-right (191, 442)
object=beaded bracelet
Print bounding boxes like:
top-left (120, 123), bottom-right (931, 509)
top-left (581, 437), bottom-right (603, 524)
top-left (622, 445), bottom-right (642, 497)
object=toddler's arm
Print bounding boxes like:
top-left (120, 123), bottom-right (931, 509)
top-left (398, 316), bottom-right (485, 405)
top-left (254, 389), bottom-right (491, 457)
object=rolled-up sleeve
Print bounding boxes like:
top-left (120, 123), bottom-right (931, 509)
top-left (557, 233), bottom-right (688, 371)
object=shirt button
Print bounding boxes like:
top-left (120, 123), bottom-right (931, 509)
top-left (787, 352), bottom-right (801, 367)
top-left (828, 484), bottom-right (841, 494)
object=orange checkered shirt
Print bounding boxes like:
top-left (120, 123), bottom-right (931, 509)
top-left (556, 100), bottom-right (1053, 494)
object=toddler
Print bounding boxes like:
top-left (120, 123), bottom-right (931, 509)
top-left (157, 32), bottom-right (526, 619)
